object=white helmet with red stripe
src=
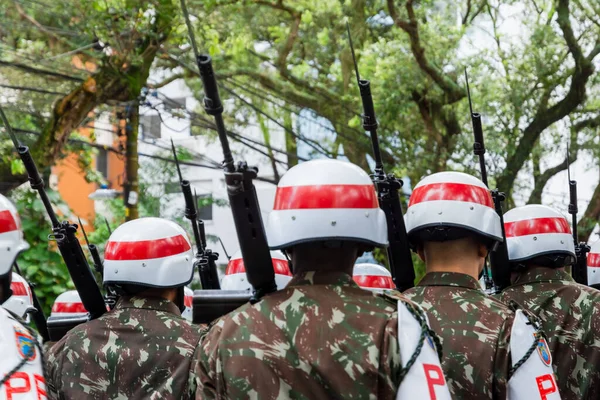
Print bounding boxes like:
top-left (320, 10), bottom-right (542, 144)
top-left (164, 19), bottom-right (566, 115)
top-left (504, 205), bottom-right (575, 267)
top-left (405, 171), bottom-right (502, 245)
top-left (588, 240), bottom-right (600, 287)
top-left (4, 273), bottom-right (35, 322)
top-left (0, 194), bottom-right (29, 277)
top-left (50, 290), bottom-right (88, 318)
top-left (182, 286), bottom-right (194, 321)
top-left (267, 159), bottom-right (387, 249)
top-left (103, 217), bottom-right (194, 288)
top-left (353, 263), bottom-right (395, 292)
top-left (221, 250), bottom-right (292, 291)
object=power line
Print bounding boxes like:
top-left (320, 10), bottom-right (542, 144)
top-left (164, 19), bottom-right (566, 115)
top-left (153, 92), bottom-right (307, 162)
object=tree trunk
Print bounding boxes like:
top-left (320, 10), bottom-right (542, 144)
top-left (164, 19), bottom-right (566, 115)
top-left (125, 105), bottom-right (139, 221)
top-left (284, 111), bottom-right (298, 168)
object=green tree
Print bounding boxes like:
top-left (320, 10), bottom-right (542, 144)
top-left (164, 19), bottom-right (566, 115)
top-left (169, 0), bottom-right (599, 240)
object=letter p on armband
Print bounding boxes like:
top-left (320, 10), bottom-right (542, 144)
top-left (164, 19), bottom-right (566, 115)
top-left (423, 363), bottom-right (446, 400)
top-left (536, 374), bottom-right (557, 400)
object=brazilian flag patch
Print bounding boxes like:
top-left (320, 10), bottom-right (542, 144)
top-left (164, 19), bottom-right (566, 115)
top-left (14, 326), bottom-right (36, 361)
top-left (535, 335), bottom-right (552, 367)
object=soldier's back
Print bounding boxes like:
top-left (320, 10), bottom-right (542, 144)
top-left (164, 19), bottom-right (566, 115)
top-left (46, 296), bottom-right (202, 400)
top-left (196, 271), bottom-right (409, 400)
top-left (498, 268), bottom-right (600, 399)
top-left (404, 272), bottom-right (514, 399)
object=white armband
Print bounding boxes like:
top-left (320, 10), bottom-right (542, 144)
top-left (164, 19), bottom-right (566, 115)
top-left (395, 301), bottom-right (452, 400)
top-left (508, 309), bottom-right (560, 400)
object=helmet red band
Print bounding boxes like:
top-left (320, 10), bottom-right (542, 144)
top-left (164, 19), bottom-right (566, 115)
top-left (52, 302), bottom-right (87, 314)
top-left (10, 281), bottom-right (28, 296)
top-left (353, 275), bottom-right (395, 289)
top-left (409, 182), bottom-right (493, 208)
top-left (505, 217), bottom-right (571, 238)
top-left (273, 184), bottom-right (378, 210)
top-left (226, 258), bottom-right (291, 276)
top-left (0, 210), bottom-right (18, 234)
top-left (589, 253), bottom-right (600, 268)
top-left (105, 234), bottom-right (191, 261)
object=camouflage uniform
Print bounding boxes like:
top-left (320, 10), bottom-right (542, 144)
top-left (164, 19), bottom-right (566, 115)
top-left (194, 271), bottom-right (432, 399)
top-left (497, 267), bottom-right (600, 400)
top-left (46, 295), bottom-right (202, 399)
top-left (404, 272), bottom-right (523, 399)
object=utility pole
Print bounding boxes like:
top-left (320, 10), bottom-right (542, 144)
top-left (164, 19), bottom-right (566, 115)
top-left (124, 104), bottom-right (139, 221)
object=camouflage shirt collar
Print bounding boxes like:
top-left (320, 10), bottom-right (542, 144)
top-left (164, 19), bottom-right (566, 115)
top-left (288, 271), bottom-right (359, 287)
top-left (115, 295), bottom-right (181, 315)
top-left (417, 272), bottom-right (482, 290)
top-left (512, 267), bottom-right (574, 286)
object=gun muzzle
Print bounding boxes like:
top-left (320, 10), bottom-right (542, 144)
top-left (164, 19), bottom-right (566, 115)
top-left (198, 55), bottom-right (224, 115)
top-left (358, 80), bottom-right (378, 131)
top-left (569, 181), bottom-right (578, 214)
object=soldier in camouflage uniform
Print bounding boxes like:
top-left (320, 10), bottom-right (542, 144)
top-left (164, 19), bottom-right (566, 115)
top-left (46, 217), bottom-right (202, 399)
top-left (194, 159), bottom-right (452, 399)
top-left (403, 172), bottom-right (560, 399)
top-left (497, 204), bottom-right (600, 400)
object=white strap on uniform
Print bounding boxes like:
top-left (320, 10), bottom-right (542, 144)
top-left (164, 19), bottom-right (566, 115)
top-left (395, 301), bottom-right (452, 400)
top-left (508, 309), bottom-right (561, 400)
top-left (0, 306), bottom-right (47, 399)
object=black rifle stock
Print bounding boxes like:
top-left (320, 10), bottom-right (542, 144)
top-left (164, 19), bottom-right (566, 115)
top-left (465, 70), bottom-right (510, 291)
top-left (0, 107), bottom-right (106, 320)
top-left (567, 150), bottom-right (589, 285)
top-left (347, 24), bottom-right (414, 291)
top-left (196, 54), bottom-right (276, 301)
top-left (13, 262), bottom-right (49, 341)
top-left (194, 190), bottom-right (221, 289)
top-left (79, 218), bottom-right (118, 309)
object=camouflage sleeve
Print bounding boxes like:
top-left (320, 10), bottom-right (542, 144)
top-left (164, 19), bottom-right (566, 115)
top-left (492, 313), bottom-right (512, 399)
top-left (193, 320), bottom-right (224, 400)
top-left (45, 338), bottom-right (67, 400)
top-left (380, 312), bottom-right (403, 398)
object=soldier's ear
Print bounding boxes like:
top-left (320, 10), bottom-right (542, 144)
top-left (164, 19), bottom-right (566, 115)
top-left (477, 243), bottom-right (488, 259)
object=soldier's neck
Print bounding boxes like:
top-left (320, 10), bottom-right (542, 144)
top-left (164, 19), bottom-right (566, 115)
top-left (426, 262), bottom-right (480, 281)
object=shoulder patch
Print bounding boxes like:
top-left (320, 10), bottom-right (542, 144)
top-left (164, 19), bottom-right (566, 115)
top-left (14, 325), bottom-right (37, 361)
top-left (535, 335), bottom-right (552, 366)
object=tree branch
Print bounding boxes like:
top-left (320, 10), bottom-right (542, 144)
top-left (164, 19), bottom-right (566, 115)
top-left (0, 60), bottom-right (85, 82)
top-left (579, 183), bottom-right (600, 243)
top-left (147, 73), bottom-right (184, 89)
top-left (387, 0), bottom-right (464, 103)
top-left (496, 0), bottom-right (596, 194)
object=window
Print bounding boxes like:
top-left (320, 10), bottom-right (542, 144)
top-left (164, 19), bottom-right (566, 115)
top-left (140, 115), bottom-right (161, 139)
top-left (197, 193), bottom-right (213, 221)
top-left (164, 97), bottom-right (186, 112)
top-left (96, 148), bottom-right (108, 179)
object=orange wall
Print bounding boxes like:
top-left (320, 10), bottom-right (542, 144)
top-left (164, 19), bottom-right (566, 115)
top-left (52, 121), bottom-right (125, 232)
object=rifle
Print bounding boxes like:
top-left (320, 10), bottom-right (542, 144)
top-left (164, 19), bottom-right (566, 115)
top-left (78, 217), bottom-right (103, 276)
top-left (346, 23), bottom-right (415, 291)
top-left (13, 262), bottom-right (50, 342)
top-left (464, 70), bottom-right (511, 291)
top-left (567, 147), bottom-right (589, 285)
top-left (180, 0), bottom-right (277, 302)
top-left (104, 217), bottom-right (112, 235)
top-left (0, 107), bottom-right (106, 320)
top-left (79, 218), bottom-right (118, 309)
top-left (169, 140), bottom-right (220, 289)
